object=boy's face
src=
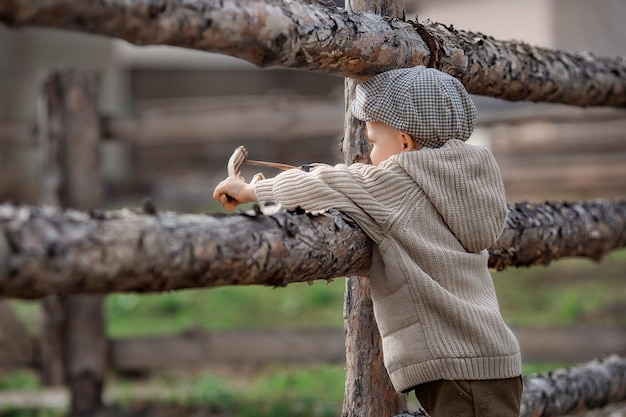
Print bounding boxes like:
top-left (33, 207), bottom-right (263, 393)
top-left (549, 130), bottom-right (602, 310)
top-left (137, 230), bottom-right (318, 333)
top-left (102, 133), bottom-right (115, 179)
top-left (365, 121), bottom-right (417, 166)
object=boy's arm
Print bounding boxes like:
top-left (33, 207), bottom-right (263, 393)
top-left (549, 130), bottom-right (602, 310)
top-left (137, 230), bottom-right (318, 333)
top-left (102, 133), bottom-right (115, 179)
top-left (254, 166), bottom-right (348, 212)
top-left (253, 163), bottom-right (391, 242)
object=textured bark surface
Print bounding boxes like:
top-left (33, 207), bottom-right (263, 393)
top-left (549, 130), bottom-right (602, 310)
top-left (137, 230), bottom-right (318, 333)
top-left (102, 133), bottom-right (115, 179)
top-left (421, 20), bottom-right (626, 107)
top-left (0, 0), bottom-right (429, 78)
top-left (521, 355), bottom-right (626, 417)
top-left (1, 199), bottom-right (624, 299)
top-left (0, 205), bottom-right (372, 299)
top-left (490, 200), bottom-right (626, 270)
top-left (1, 0), bottom-right (626, 106)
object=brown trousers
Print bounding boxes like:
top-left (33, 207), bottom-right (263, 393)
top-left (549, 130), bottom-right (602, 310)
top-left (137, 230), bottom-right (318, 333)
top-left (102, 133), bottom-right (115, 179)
top-left (413, 377), bottom-right (523, 417)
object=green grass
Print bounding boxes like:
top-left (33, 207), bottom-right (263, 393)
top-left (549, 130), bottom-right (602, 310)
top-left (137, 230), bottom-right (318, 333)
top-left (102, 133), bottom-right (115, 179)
top-left (186, 364), bottom-right (345, 417)
top-left (96, 364), bottom-right (346, 417)
top-left (105, 280), bottom-right (346, 338)
top-left (0, 410), bottom-right (61, 417)
top-left (0, 371), bottom-right (40, 391)
top-left (493, 249), bottom-right (626, 328)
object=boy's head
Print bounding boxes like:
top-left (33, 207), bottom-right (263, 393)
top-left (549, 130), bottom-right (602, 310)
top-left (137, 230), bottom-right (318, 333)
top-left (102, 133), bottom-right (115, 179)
top-left (364, 121), bottom-right (418, 166)
top-left (351, 66), bottom-right (477, 149)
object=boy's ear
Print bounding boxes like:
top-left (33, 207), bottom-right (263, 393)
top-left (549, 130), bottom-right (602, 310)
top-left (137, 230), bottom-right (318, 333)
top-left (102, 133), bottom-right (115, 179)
top-left (400, 132), bottom-right (415, 152)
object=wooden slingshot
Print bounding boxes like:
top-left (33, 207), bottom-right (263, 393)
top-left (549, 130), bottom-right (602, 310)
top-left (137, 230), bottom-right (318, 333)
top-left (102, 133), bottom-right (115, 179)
top-left (221, 145), bottom-right (296, 204)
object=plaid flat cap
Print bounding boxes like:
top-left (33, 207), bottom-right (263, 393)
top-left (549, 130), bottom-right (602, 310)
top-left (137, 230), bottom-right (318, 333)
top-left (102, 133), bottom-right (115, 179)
top-left (351, 66), bottom-right (477, 148)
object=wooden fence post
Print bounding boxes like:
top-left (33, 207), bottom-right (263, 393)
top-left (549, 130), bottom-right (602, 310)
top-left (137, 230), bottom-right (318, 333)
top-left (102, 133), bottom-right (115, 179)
top-left (341, 1), bottom-right (408, 416)
top-left (38, 69), bottom-right (107, 416)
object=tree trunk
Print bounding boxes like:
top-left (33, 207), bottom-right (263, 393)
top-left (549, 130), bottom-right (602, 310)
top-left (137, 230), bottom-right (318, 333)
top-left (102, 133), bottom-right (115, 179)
top-left (0, 199), bottom-right (624, 298)
top-left (521, 354), bottom-right (626, 417)
top-left (37, 70), bottom-right (107, 416)
top-left (341, 0), bottom-right (407, 414)
top-left (1, 0), bottom-right (626, 107)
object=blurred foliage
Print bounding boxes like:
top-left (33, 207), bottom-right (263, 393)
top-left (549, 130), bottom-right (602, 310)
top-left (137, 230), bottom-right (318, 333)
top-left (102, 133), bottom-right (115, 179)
top-left (493, 248), bottom-right (626, 328)
top-left (105, 280), bottom-right (346, 338)
top-left (0, 410), bottom-right (61, 417)
top-left (0, 371), bottom-right (40, 390)
top-left (184, 365), bottom-right (344, 417)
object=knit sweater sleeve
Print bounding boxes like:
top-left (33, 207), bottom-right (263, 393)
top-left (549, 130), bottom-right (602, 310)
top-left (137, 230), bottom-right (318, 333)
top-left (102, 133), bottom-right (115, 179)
top-left (253, 164), bottom-right (393, 242)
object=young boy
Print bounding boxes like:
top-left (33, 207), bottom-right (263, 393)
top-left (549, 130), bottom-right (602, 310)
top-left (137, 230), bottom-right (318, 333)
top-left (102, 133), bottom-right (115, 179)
top-left (213, 66), bottom-right (523, 417)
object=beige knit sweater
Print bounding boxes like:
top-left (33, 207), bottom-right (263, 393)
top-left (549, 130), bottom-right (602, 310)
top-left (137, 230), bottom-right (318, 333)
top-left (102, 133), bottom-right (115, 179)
top-left (254, 139), bottom-right (522, 393)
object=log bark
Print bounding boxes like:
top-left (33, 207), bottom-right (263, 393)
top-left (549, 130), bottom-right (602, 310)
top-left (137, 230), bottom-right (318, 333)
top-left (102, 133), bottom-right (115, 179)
top-left (0, 205), bottom-right (372, 298)
top-left (421, 20), bottom-right (626, 108)
top-left (0, 199), bottom-right (624, 299)
top-left (521, 354), bottom-right (626, 417)
top-left (1, 0), bottom-right (626, 107)
top-left (341, 0), bottom-right (406, 414)
top-left (489, 200), bottom-right (626, 270)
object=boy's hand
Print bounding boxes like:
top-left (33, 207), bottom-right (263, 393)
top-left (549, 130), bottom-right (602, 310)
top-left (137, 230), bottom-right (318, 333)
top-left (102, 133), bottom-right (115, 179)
top-left (213, 176), bottom-right (258, 212)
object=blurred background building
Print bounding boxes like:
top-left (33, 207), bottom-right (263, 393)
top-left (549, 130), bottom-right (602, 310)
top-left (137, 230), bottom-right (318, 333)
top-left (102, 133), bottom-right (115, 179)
top-left (1, 0), bottom-right (625, 211)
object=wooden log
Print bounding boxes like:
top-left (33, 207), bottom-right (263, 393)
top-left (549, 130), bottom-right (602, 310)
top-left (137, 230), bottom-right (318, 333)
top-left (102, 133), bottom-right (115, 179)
top-left (490, 200), bottom-right (626, 270)
top-left (0, 205), bottom-right (372, 298)
top-left (513, 327), bottom-right (626, 364)
top-left (477, 104), bottom-right (626, 126)
top-left (1, 0), bottom-right (626, 107)
top-left (0, 199), bottom-right (625, 298)
top-left (499, 162), bottom-right (626, 200)
top-left (0, 326), bottom-right (622, 374)
top-left (104, 95), bottom-right (344, 145)
top-left (488, 116), bottom-right (626, 200)
top-left (111, 328), bottom-right (346, 373)
top-left (521, 354), bottom-right (626, 417)
top-left (490, 119), bottom-right (626, 156)
top-left (0, 96), bottom-right (344, 146)
top-left (105, 326), bottom-right (626, 373)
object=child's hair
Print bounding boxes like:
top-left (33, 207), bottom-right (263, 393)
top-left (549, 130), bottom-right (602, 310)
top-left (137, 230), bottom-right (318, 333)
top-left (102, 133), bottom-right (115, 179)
top-left (351, 66), bottom-right (477, 148)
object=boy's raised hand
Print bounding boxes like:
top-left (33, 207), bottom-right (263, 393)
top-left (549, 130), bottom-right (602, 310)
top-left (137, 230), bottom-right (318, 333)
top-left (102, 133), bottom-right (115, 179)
top-left (213, 176), bottom-right (258, 212)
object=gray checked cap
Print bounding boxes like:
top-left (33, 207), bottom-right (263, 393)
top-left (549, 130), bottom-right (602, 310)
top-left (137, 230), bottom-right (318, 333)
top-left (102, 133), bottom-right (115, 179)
top-left (351, 66), bottom-right (477, 148)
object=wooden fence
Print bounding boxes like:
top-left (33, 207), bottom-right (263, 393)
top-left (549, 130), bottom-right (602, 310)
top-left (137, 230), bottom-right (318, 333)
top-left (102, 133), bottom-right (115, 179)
top-left (2, 323), bottom-right (625, 375)
top-left (3, 94), bottom-right (626, 210)
top-left (0, 1), bottom-right (626, 416)
top-left (0, 69), bottom-right (625, 417)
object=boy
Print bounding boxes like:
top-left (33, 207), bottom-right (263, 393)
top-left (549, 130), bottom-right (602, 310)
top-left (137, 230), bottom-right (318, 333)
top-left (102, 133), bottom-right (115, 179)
top-left (213, 66), bottom-right (523, 417)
